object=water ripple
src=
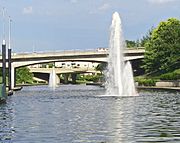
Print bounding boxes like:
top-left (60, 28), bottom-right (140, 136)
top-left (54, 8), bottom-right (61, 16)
top-left (0, 85), bottom-right (179, 143)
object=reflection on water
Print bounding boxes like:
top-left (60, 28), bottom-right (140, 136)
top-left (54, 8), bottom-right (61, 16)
top-left (0, 99), bottom-right (15, 142)
top-left (0, 85), bottom-right (180, 143)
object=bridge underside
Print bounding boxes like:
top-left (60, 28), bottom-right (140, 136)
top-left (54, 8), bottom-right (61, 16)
top-left (31, 58), bottom-right (144, 84)
top-left (33, 72), bottom-right (80, 84)
top-left (131, 59), bottom-right (145, 76)
top-left (33, 73), bottom-right (49, 82)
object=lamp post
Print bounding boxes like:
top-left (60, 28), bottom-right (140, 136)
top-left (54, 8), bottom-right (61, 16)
top-left (2, 40), bottom-right (6, 98)
top-left (1, 7), bottom-right (7, 98)
top-left (8, 16), bottom-right (12, 91)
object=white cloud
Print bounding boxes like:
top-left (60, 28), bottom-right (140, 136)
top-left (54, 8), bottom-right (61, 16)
top-left (23, 6), bottom-right (33, 14)
top-left (98, 3), bottom-right (110, 11)
top-left (89, 3), bottom-right (110, 14)
top-left (148, 0), bottom-right (177, 4)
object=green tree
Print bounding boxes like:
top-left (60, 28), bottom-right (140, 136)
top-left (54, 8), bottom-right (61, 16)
top-left (140, 27), bottom-right (153, 47)
top-left (16, 67), bottom-right (34, 84)
top-left (126, 40), bottom-right (136, 48)
top-left (143, 18), bottom-right (180, 74)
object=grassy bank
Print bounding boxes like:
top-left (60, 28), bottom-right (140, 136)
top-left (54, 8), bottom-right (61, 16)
top-left (135, 69), bottom-right (180, 86)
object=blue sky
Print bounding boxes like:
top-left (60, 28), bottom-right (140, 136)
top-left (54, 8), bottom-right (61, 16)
top-left (0, 0), bottom-right (180, 52)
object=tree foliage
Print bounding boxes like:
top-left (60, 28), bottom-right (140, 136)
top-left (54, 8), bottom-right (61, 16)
top-left (143, 18), bottom-right (180, 74)
top-left (140, 27), bottom-right (153, 47)
top-left (16, 67), bottom-right (34, 84)
top-left (126, 40), bottom-right (136, 48)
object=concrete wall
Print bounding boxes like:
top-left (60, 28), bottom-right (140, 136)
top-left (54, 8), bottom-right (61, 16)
top-left (156, 81), bottom-right (180, 87)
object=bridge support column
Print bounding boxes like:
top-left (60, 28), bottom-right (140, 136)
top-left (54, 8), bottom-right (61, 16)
top-left (71, 73), bottom-right (77, 84)
top-left (48, 74), bottom-right (60, 86)
top-left (64, 74), bottom-right (69, 84)
top-left (55, 74), bottom-right (60, 85)
top-left (49, 68), bottom-right (60, 86)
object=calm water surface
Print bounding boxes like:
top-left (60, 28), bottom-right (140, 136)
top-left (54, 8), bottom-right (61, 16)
top-left (0, 85), bottom-right (180, 143)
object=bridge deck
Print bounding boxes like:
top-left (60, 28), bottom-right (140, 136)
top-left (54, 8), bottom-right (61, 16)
top-left (0, 48), bottom-right (145, 68)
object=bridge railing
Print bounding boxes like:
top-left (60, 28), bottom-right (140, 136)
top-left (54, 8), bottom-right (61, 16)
top-left (12, 47), bottom-right (145, 56)
top-left (13, 49), bottom-right (100, 55)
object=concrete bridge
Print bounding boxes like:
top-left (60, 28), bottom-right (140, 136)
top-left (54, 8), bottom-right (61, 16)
top-left (29, 67), bottom-right (99, 74)
top-left (0, 48), bottom-right (145, 88)
top-left (29, 67), bottom-right (100, 84)
top-left (0, 48), bottom-right (144, 67)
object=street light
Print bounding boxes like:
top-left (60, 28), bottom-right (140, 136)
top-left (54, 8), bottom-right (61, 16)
top-left (8, 16), bottom-right (12, 91)
top-left (1, 7), bottom-right (7, 98)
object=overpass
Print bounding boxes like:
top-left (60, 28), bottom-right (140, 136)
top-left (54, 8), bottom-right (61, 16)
top-left (29, 67), bottom-right (99, 74)
top-left (29, 67), bottom-right (101, 84)
top-left (0, 48), bottom-right (145, 88)
top-left (0, 48), bottom-right (145, 68)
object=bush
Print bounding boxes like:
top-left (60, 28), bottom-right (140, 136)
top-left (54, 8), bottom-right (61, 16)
top-left (77, 74), bottom-right (103, 83)
top-left (135, 78), bottom-right (156, 86)
top-left (174, 69), bottom-right (180, 75)
top-left (85, 75), bottom-right (102, 82)
top-left (159, 69), bottom-right (180, 80)
top-left (16, 67), bottom-right (34, 84)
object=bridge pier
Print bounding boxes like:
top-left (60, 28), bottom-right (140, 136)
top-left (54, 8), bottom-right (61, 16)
top-left (71, 73), bottom-right (77, 84)
top-left (48, 68), bottom-right (60, 87)
top-left (63, 74), bottom-right (69, 84)
top-left (56, 74), bottom-right (60, 85)
top-left (49, 72), bottom-right (60, 85)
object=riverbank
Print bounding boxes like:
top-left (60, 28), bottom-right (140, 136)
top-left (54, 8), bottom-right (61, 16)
top-left (16, 83), bottom-right (47, 87)
top-left (12, 82), bottom-right (180, 93)
top-left (137, 86), bottom-right (180, 92)
top-left (86, 82), bottom-right (180, 92)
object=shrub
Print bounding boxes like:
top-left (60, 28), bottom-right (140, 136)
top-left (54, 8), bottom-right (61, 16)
top-left (77, 74), bottom-right (103, 83)
top-left (85, 75), bottom-right (102, 82)
top-left (135, 78), bottom-right (156, 86)
top-left (159, 69), bottom-right (180, 80)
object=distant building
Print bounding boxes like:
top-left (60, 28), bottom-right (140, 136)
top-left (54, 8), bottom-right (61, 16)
top-left (28, 64), bottom-right (41, 68)
top-left (55, 61), bottom-right (99, 70)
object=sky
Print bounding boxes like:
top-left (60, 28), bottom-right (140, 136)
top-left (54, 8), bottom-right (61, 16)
top-left (0, 0), bottom-right (180, 53)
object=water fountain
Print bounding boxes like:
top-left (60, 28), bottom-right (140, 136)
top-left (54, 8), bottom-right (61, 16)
top-left (49, 66), bottom-right (58, 89)
top-left (106, 12), bottom-right (137, 96)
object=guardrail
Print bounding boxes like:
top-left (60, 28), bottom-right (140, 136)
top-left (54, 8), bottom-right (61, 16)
top-left (11, 47), bottom-right (145, 56)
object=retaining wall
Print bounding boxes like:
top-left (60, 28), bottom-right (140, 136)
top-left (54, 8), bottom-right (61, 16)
top-left (156, 81), bottom-right (180, 87)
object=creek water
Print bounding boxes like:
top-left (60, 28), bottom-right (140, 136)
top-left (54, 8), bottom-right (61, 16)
top-left (0, 85), bottom-right (180, 143)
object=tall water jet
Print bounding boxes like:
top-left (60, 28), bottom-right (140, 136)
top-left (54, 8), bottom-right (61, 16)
top-left (123, 61), bottom-right (136, 96)
top-left (49, 66), bottom-right (58, 89)
top-left (106, 12), bottom-right (137, 96)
